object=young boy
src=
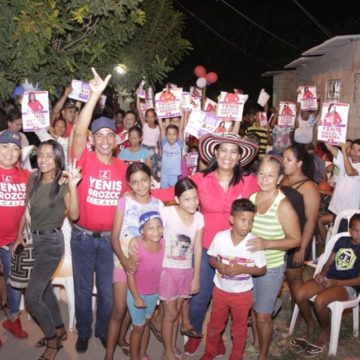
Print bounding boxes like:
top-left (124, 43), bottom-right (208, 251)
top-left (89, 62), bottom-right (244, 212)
top-left (200, 199), bottom-right (266, 360)
top-left (158, 115), bottom-right (184, 189)
top-left (293, 213), bottom-right (360, 357)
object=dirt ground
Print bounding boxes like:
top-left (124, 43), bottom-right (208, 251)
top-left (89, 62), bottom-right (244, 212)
top-left (1, 265), bottom-right (360, 359)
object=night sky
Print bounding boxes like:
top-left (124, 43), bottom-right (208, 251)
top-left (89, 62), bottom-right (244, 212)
top-left (166, 0), bottom-right (360, 107)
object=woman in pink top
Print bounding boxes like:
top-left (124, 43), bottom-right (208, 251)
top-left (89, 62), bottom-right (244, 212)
top-left (154, 133), bottom-right (259, 354)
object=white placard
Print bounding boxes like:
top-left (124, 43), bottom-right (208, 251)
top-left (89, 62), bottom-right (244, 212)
top-left (184, 109), bottom-right (206, 138)
top-left (216, 92), bottom-right (248, 121)
top-left (257, 88), bottom-right (270, 107)
top-left (199, 113), bottom-right (221, 137)
top-left (278, 101), bottom-right (296, 127)
top-left (317, 102), bottom-right (349, 145)
top-left (298, 85), bottom-right (317, 111)
top-left (155, 88), bottom-right (183, 119)
top-left (21, 91), bottom-right (50, 131)
top-left (204, 98), bottom-right (217, 114)
top-left (68, 79), bottom-right (91, 102)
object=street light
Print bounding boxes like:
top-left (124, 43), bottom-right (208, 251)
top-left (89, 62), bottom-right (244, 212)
top-left (114, 64), bottom-right (127, 75)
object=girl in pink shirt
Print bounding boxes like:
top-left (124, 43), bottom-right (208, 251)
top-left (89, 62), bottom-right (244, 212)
top-left (127, 211), bottom-right (164, 360)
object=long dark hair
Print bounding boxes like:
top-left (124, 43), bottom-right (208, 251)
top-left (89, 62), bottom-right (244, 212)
top-left (285, 142), bottom-right (314, 180)
top-left (28, 140), bottom-right (65, 208)
top-left (126, 162), bottom-right (151, 183)
top-left (202, 143), bottom-right (243, 186)
top-left (175, 177), bottom-right (198, 198)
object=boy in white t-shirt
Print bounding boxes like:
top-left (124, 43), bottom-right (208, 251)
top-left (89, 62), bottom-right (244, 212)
top-left (200, 199), bottom-right (266, 360)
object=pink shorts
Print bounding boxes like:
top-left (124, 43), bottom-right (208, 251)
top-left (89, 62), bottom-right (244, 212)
top-left (158, 267), bottom-right (193, 301)
top-left (113, 267), bottom-right (127, 284)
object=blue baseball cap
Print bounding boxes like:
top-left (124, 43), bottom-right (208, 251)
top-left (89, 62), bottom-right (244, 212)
top-left (91, 116), bottom-right (116, 134)
top-left (0, 130), bottom-right (22, 148)
top-left (139, 211), bottom-right (162, 231)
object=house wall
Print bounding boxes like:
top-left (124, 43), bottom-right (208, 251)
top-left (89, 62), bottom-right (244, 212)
top-left (273, 41), bottom-right (360, 139)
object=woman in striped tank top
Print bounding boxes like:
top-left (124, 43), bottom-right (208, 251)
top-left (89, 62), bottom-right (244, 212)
top-left (247, 155), bottom-right (301, 360)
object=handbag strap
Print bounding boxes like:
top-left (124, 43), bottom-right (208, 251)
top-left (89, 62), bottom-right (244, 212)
top-left (23, 201), bottom-right (33, 245)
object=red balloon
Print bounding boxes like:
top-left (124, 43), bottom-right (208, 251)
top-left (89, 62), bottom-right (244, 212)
top-left (206, 72), bottom-right (218, 84)
top-left (194, 65), bottom-right (207, 78)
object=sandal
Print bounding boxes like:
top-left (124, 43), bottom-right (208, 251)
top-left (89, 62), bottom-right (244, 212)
top-left (290, 338), bottom-right (309, 353)
top-left (38, 336), bottom-right (62, 360)
top-left (302, 343), bottom-right (324, 358)
top-left (119, 344), bottom-right (130, 356)
top-left (36, 328), bottom-right (67, 348)
top-left (180, 328), bottom-right (203, 338)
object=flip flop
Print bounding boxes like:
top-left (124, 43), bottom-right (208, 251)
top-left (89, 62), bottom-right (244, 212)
top-left (149, 322), bottom-right (163, 342)
top-left (302, 343), bottom-right (324, 358)
top-left (119, 344), bottom-right (130, 356)
top-left (180, 328), bottom-right (203, 338)
top-left (290, 338), bottom-right (308, 351)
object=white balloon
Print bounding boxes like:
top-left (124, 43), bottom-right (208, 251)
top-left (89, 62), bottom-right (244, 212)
top-left (196, 77), bottom-right (207, 88)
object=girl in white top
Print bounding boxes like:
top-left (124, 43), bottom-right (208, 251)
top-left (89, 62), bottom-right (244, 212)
top-left (136, 97), bottom-right (161, 148)
top-left (159, 177), bottom-right (203, 360)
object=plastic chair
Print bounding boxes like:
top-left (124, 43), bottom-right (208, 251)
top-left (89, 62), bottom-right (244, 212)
top-left (327, 209), bottom-right (360, 242)
top-left (52, 217), bottom-right (76, 331)
top-left (289, 231), bottom-right (360, 356)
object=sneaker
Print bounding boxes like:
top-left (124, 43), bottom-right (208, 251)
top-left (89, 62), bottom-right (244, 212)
top-left (184, 337), bottom-right (201, 355)
top-left (75, 336), bottom-right (90, 353)
top-left (3, 318), bottom-right (28, 339)
top-left (216, 341), bottom-right (226, 357)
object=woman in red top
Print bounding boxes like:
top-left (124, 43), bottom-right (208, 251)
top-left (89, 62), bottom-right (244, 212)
top-left (155, 133), bottom-right (259, 355)
top-left (28, 92), bottom-right (44, 113)
top-left (0, 130), bottom-right (30, 344)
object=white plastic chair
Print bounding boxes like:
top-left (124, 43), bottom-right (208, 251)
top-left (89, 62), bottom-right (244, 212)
top-left (52, 217), bottom-right (76, 331)
top-left (289, 231), bottom-right (360, 356)
top-left (327, 209), bottom-right (360, 243)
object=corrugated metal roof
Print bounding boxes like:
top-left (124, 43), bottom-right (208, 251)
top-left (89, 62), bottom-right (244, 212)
top-left (263, 35), bottom-right (360, 76)
top-left (303, 34), bottom-right (360, 56)
top-left (284, 35), bottom-right (360, 70)
top-left (284, 56), bottom-right (318, 69)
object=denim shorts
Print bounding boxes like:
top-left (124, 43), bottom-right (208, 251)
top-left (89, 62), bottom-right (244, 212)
top-left (253, 263), bottom-right (286, 314)
top-left (126, 291), bottom-right (158, 326)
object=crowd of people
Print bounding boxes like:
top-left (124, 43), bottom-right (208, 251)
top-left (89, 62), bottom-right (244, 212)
top-left (0, 67), bottom-right (360, 360)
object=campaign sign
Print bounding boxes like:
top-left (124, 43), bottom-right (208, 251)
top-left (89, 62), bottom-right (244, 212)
top-left (317, 102), bottom-right (349, 145)
top-left (298, 85), bottom-right (318, 111)
top-left (184, 109), bottom-right (206, 138)
top-left (278, 101), bottom-right (296, 127)
top-left (69, 79), bottom-right (91, 102)
top-left (216, 92), bottom-right (247, 121)
top-left (155, 88), bottom-right (182, 119)
top-left (21, 91), bottom-right (50, 131)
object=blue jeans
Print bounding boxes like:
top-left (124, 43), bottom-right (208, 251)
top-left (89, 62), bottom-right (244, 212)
top-left (71, 226), bottom-right (114, 338)
top-left (189, 248), bottom-right (215, 334)
top-left (0, 246), bottom-right (22, 317)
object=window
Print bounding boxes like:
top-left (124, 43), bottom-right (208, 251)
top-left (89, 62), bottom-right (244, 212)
top-left (326, 79), bottom-right (341, 101)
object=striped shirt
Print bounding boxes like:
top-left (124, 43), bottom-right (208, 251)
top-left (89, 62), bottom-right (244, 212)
top-left (250, 191), bottom-right (285, 268)
top-left (246, 126), bottom-right (268, 158)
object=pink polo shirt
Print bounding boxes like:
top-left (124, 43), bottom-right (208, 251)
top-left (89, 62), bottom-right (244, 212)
top-left (153, 171), bottom-right (259, 249)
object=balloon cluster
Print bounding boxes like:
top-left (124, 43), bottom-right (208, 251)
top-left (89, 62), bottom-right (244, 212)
top-left (194, 66), bottom-right (218, 89)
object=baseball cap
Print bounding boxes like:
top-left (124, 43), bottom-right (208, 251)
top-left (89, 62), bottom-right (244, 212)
top-left (91, 117), bottom-right (116, 134)
top-left (139, 211), bottom-right (162, 231)
top-left (0, 130), bottom-right (22, 148)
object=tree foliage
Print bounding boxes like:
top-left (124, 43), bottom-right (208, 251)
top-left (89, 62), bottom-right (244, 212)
top-left (0, 0), bottom-right (191, 98)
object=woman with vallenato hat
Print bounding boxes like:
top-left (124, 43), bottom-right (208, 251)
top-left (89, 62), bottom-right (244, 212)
top-left (155, 133), bottom-right (259, 355)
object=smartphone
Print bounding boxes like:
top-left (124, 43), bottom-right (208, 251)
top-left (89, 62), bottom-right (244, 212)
top-left (15, 244), bottom-right (24, 255)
